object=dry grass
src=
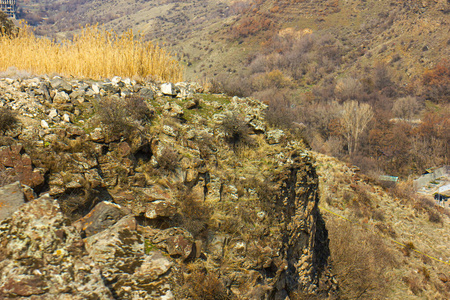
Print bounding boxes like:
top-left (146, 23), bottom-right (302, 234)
top-left (0, 24), bottom-right (183, 81)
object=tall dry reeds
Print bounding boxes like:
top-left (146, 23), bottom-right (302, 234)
top-left (0, 25), bottom-right (183, 82)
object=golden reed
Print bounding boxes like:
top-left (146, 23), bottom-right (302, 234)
top-left (0, 24), bottom-right (183, 82)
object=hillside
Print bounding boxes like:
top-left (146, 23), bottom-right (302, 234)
top-left (16, 0), bottom-right (450, 81)
top-left (0, 74), bottom-right (336, 299)
top-left (1, 1), bottom-right (449, 298)
top-left (0, 73), bottom-right (449, 299)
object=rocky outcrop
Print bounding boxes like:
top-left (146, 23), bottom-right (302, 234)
top-left (0, 76), bottom-right (335, 299)
top-left (0, 196), bottom-right (114, 299)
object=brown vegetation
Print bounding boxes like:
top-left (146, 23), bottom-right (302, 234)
top-left (327, 219), bottom-right (397, 299)
top-left (0, 107), bottom-right (19, 134)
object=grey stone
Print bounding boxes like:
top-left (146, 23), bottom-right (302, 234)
top-left (0, 181), bottom-right (25, 221)
top-left (50, 77), bottom-right (73, 93)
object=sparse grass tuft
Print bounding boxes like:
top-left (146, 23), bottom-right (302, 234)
top-left (176, 266), bottom-right (231, 300)
top-left (0, 107), bottom-right (19, 134)
top-left (0, 24), bottom-right (183, 81)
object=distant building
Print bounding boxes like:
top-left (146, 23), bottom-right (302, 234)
top-left (434, 184), bottom-right (450, 209)
top-left (0, 0), bottom-right (16, 19)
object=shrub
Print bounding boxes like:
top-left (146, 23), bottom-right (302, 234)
top-left (0, 107), bottom-right (19, 134)
top-left (0, 11), bottom-right (16, 36)
top-left (176, 187), bottom-right (211, 238)
top-left (427, 210), bottom-right (442, 223)
top-left (157, 147), bottom-right (179, 172)
top-left (96, 96), bottom-right (136, 140)
top-left (124, 95), bottom-right (154, 123)
top-left (392, 96), bottom-right (421, 119)
top-left (218, 112), bottom-right (254, 151)
top-left (421, 59), bottom-right (450, 103)
top-left (327, 219), bottom-right (396, 299)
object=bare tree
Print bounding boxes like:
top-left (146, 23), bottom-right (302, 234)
top-left (341, 100), bottom-right (374, 156)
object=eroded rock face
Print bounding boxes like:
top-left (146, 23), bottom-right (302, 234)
top-left (0, 76), bottom-right (335, 299)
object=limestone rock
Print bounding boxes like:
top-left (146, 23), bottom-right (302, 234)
top-left (53, 91), bottom-right (71, 104)
top-left (161, 83), bottom-right (177, 96)
top-left (0, 181), bottom-right (25, 221)
top-left (0, 196), bottom-right (114, 299)
top-left (73, 201), bottom-right (131, 237)
top-left (50, 77), bottom-right (72, 93)
top-left (266, 129), bottom-right (286, 144)
top-left (145, 200), bottom-right (177, 219)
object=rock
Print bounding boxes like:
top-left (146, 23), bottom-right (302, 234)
top-left (0, 195), bottom-right (115, 299)
top-left (39, 82), bottom-right (52, 101)
top-left (90, 128), bottom-right (104, 142)
top-left (91, 83), bottom-right (100, 94)
top-left (162, 124), bottom-right (178, 137)
top-left (50, 77), bottom-right (73, 93)
top-left (48, 108), bottom-right (58, 120)
top-left (111, 76), bottom-right (122, 85)
top-left (161, 83), bottom-right (176, 96)
top-left (70, 89), bottom-right (86, 103)
top-left (266, 129), bottom-right (286, 144)
top-left (135, 250), bottom-right (173, 281)
top-left (101, 83), bottom-right (120, 94)
top-left (41, 119), bottom-right (49, 129)
top-left (185, 99), bottom-right (199, 109)
top-left (145, 200), bottom-right (177, 219)
top-left (84, 215), bottom-right (175, 298)
top-left (62, 113), bottom-right (70, 123)
top-left (139, 87), bottom-right (155, 100)
top-left (0, 145), bottom-right (45, 189)
top-left (73, 201), bottom-right (131, 237)
top-left (152, 227), bottom-right (194, 259)
top-left (0, 181), bottom-right (25, 221)
top-left (53, 91), bottom-right (71, 104)
top-left (162, 102), bottom-right (183, 118)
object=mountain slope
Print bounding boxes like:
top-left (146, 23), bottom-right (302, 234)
top-left (18, 0), bottom-right (450, 82)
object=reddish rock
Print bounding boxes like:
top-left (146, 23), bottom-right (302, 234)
top-left (73, 201), bottom-right (131, 237)
top-left (0, 181), bottom-right (25, 221)
top-left (152, 227), bottom-right (194, 259)
top-left (0, 145), bottom-right (45, 189)
top-left (0, 275), bottom-right (48, 296)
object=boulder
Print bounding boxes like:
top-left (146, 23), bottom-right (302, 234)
top-left (0, 181), bottom-right (25, 221)
top-left (73, 201), bottom-right (131, 237)
top-left (139, 87), bottom-right (155, 100)
top-left (145, 200), bottom-right (177, 219)
top-left (50, 77), bottom-right (73, 93)
top-left (161, 83), bottom-right (177, 96)
top-left (84, 215), bottom-right (175, 298)
top-left (152, 227), bottom-right (194, 259)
